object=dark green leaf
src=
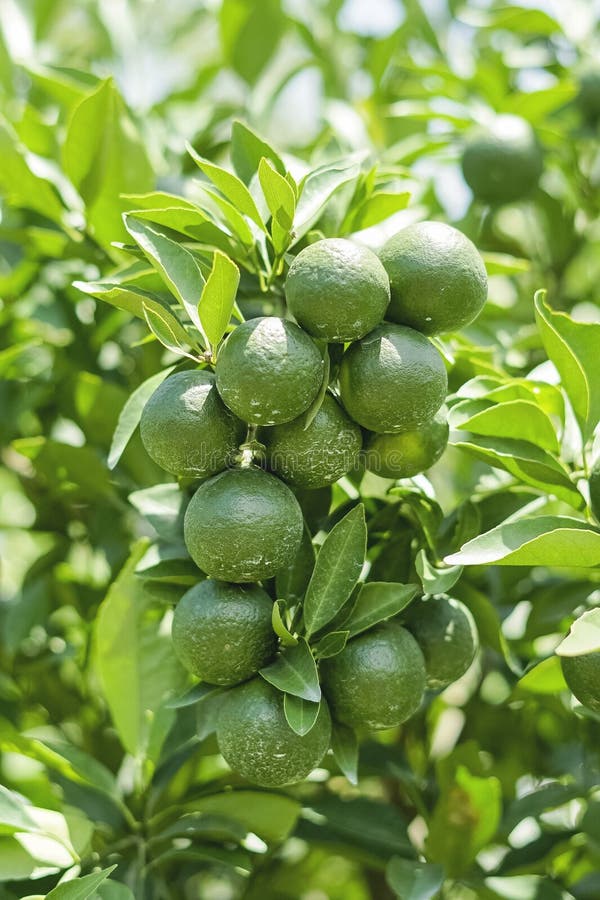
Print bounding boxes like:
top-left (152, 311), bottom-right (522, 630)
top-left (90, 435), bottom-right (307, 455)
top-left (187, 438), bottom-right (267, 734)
top-left (331, 723), bottom-right (358, 786)
top-left (416, 551), bottom-right (463, 595)
top-left (260, 638), bottom-right (321, 701)
top-left (284, 695), bottom-right (321, 736)
top-left (313, 631), bottom-right (349, 659)
top-left (108, 367), bottom-right (175, 469)
top-left (45, 867), bottom-right (116, 900)
top-left (272, 600), bottom-right (298, 647)
top-left (345, 582), bottom-right (417, 638)
top-left (386, 857), bottom-right (444, 900)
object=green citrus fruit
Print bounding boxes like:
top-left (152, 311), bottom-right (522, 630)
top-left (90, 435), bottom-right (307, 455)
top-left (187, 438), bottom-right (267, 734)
top-left (216, 677), bottom-right (331, 786)
top-left (215, 317), bottom-right (324, 425)
top-left (321, 622), bottom-right (426, 730)
top-left (461, 115), bottom-right (543, 205)
top-left (561, 652), bottom-right (600, 714)
top-left (577, 67), bottom-right (600, 122)
top-left (405, 597), bottom-right (479, 690)
top-left (589, 457), bottom-right (600, 523)
top-left (184, 466), bottom-right (303, 582)
top-left (171, 580), bottom-right (277, 685)
top-left (338, 323), bottom-right (447, 433)
top-left (140, 370), bottom-right (245, 477)
top-left (259, 392), bottom-right (362, 489)
top-left (364, 407), bottom-right (449, 479)
top-left (379, 221), bottom-right (488, 335)
top-left (285, 238), bottom-right (390, 342)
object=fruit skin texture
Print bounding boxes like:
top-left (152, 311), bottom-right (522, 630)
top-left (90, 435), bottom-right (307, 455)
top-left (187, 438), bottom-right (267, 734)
top-left (589, 458), bottom-right (600, 523)
top-left (259, 393), bottom-right (363, 489)
top-left (171, 580), bottom-right (277, 685)
top-left (461, 115), bottom-right (543, 205)
top-left (320, 622), bottom-right (426, 730)
top-left (285, 238), bottom-right (391, 342)
top-left (338, 323), bottom-right (448, 433)
top-left (184, 466), bottom-right (303, 583)
top-left (561, 653), bottom-right (600, 714)
top-left (405, 597), bottom-right (479, 690)
top-left (217, 677), bottom-right (331, 786)
top-left (140, 370), bottom-right (245, 477)
top-left (380, 221), bottom-right (487, 335)
top-left (215, 316), bottom-right (324, 426)
top-left (364, 407), bottom-right (449, 479)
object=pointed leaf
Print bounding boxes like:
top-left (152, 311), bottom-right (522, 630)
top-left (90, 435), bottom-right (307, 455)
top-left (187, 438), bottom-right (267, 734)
top-left (143, 304), bottom-right (200, 359)
top-left (445, 515), bottom-right (600, 568)
top-left (313, 631), bottom-right (349, 659)
top-left (303, 505), bottom-right (366, 638)
top-left (108, 367), bottom-right (175, 469)
top-left (167, 682), bottom-right (224, 709)
top-left (199, 251), bottom-right (240, 350)
top-left (345, 582), bottom-right (417, 639)
top-left (272, 600), bottom-right (298, 647)
top-left (284, 695), bottom-right (321, 736)
top-left (187, 144), bottom-right (266, 230)
top-left (292, 157), bottom-right (363, 245)
top-left (303, 347), bottom-right (330, 430)
top-left (556, 609), bottom-right (600, 657)
top-left (258, 157), bottom-right (296, 253)
top-left (331, 723), bottom-right (358, 785)
top-left (260, 638), bottom-right (321, 702)
top-left (517, 656), bottom-right (567, 694)
top-left (276, 525), bottom-right (316, 605)
top-left (451, 398), bottom-right (560, 454)
top-left (231, 120), bottom-right (285, 184)
top-left (45, 867), bottom-right (116, 900)
top-left (416, 551), bottom-right (463, 595)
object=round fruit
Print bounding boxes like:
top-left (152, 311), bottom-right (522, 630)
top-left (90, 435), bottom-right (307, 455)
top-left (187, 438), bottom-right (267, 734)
top-left (461, 115), bottom-right (543, 205)
top-left (216, 677), bottom-right (331, 786)
top-left (405, 597), bottom-right (479, 690)
top-left (364, 407), bottom-right (449, 479)
top-left (285, 238), bottom-right (390, 342)
top-left (379, 222), bottom-right (488, 335)
top-left (215, 317), bottom-right (324, 426)
top-left (320, 622), bottom-right (426, 730)
top-left (589, 457), bottom-right (600, 523)
top-left (338, 323), bottom-right (447, 433)
top-left (183, 466), bottom-right (303, 582)
top-left (171, 580), bottom-right (277, 685)
top-left (140, 370), bottom-right (245, 477)
top-left (259, 393), bottom-right (362, 489)
top-left (577, 67), bottom-right (600, 122)
top-left (561, 653), bottom-right (600, 714)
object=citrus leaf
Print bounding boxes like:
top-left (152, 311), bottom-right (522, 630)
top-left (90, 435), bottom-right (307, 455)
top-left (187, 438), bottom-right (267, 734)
top-left (199, 250), bottom-right (240, 351)
top-left (0, 787), bottom-right (39, 835)
top-left (284, 694), bottom-right (321, 736)
top-left (416, 551), bottom-right (463, 596)
top-left (276, 525), bottom-right (316, 605)
top-left (143, 304), bottom-right (200, 359)
top-left (535, 290), bottom-right (600, 439)
top-left (187, 144), bottom-right (266, 231)
top-left (445, 515), bottom-right (600, 568)
top-left (108, 366), bottom-right (175, 469)
top-left (345, 582), bottom-right (417, 639)
top-left (272, 600), bottom-right (298, 647)
top-left (331, 722), bottom-right (358, 785)
top-left (258, 157), bottom-right (295, 254)
top-left (231, 120), bottom-right (286, 184)
top-left (556, 609), bottom-right (600, 657)
top-left (517, 656), bottom-right (567, 694)
top-left (45, 867), bottom-right (116, 900)
top-left (292, 156), bottom-right (363, 245)
top-left (303, 347), bottom-right (330, 430)
top-left (313, 630), bottom-right (349, 659)
top-left (450, 398), bottom-right (560, 454)
top-left (386, 857), bottom-right (444, 900)
top-left (260, 638), bottom-right (321, 702)
top-left (303, 504), bottom-right (367, 638)
top-left (167, 682), bottom-right (224, 709)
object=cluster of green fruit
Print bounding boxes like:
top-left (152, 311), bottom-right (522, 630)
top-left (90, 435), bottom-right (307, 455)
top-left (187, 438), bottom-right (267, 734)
top-left (139, 220), bottom-right (488, 785)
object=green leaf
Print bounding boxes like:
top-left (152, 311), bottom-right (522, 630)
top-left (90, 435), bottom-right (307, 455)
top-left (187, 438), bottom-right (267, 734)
top-left (0, 121), bottom-right (65, 225)
top-left (416, 551), bottom-right (463, 595)
top-left (446, 515), bottom-right (600, 568)
top-left (354, 190), bottom-right (411, 230)
top-left (535, 290), bottom-right (600, 439)
top-left (182, 791), bottom-right (300, 843)
top-left (259, 157), bottom-right (296, 254)
top-left (45, 867), bottom-right (116, 900)
top-left (231, 120), bottom-right (286, 184)
top-left (94, 541), bottom-right (187, 764)
top-left (187, 144), bottom-right (266, 231)
top-left (96, 882), bottom-right (136, 900)
top-left (331, 723), bottom-right (358, 785)
top-left (128, 483), bottom-right (184, 542)
top-left (260, 638), bottom-right (321, 702)
top-left (556, 609), bottom-right (600, 657)
top-left (345, 582), bottom-right (417, 639)
top-left (450, 398), bottom-right (560, 454)
top-left (63, 78), bottom-right (153, 249)
top-left (220, 0), bottom-right (285, 84)
top-left (123, 215), bottom-right (208, 344)
top-left (275, 526), bottom-right (316, 604)
top-left (292, 157), bottom-right (363, 245)
top-left (0, 787), bottom-right (38, 836)
top-left (143, 304), bottom-right (200, 359)
top-left (452, 435), bottom-right (583, 509)
top-left (427, 766), bottom-right (501, 877)
top-left (313, 631), bottom-right (349, 659)
top-left (123, 193), bottom-right (236, 251)
top-left (303, 504), bottom-right (367, 638)
top-left (199, 251), bottom-right (240, 350)
top-left (272, 600), bottom-right (298, 647)
top-left (167, 682), bottom-right (224, 709)
top-left (481, 252), bottom-right (530, 275)
top-left (284, 694), bottom-right (321, 736)
top-left (303, 347), bottom-right (331, 430)
top-left (108, 367), bottom-right (175, 469)
top-left (516, 656), bottom-right (567, 695)
top-left (386, 857), bottom-right (444, 900)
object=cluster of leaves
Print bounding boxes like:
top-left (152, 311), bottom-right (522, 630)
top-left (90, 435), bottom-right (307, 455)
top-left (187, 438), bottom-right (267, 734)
top-left (1, 1), bottom-right (600, 899)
